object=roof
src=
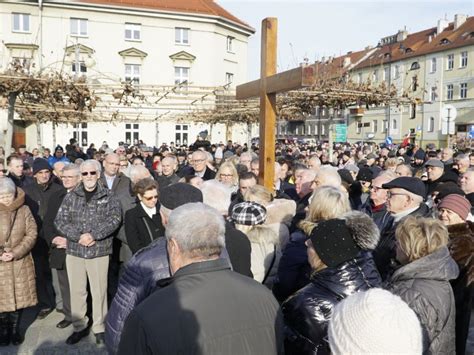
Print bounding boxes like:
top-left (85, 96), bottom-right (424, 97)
top-left (76, 0), bottom-right (254, 32)
top-left (313, 48), bottom-right (375, 80)
top-left (355, 16), bottom-right (474, 70)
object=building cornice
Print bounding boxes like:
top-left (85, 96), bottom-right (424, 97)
top-left (4, 43), bottom-right (39, 51)
top-left (119, 47), bottom-right (148, 58)
top-left (169, 51), bottom-right (196, 63)
top-left (65, 43), bottom-right (95, 55)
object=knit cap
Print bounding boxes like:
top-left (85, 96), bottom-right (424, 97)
top-left (328, 288), bottom-right (423, 355)
top-left (438, 194), bottom-right (472, 221)
top-left (231, 201), bottom-right (267, 226)
top-left (32, 158), bottom-right (51, 175)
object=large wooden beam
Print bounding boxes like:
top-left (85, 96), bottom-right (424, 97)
top-left (236, 65), bottom-right (315, 100)
top-left (259, 18), bottom-right (277, 190)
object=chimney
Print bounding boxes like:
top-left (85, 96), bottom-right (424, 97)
top-left (454, 14), bottom-right (468, 30)
top-left (343, 57), bottom-right (351, 68)
top-left (396, 29), bottom-right (408, 42)
top-left (437, 18), bottom-right (449, 34)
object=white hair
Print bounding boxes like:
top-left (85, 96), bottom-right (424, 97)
top-left (315, 166), bottom-right (341, 187)
top-left (0, 177), bottom-right (16, 195)
top-left (80, 159), bottom-right (102, 173)
top-left (129, 165), bottom-right (151, 184)
top-left (200, 180), bottom-right (231, 215)
top-left (62, 164), bottom-right (80, 176)
top-left (166, 202), bottom-right (226, 257)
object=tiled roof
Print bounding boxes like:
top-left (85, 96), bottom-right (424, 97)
top-left (76, 0), bottom-right (254, 32)
top-left (313, 48), bottom-right (374, 79)
top-left (355, 16), bottom-right (474, 70)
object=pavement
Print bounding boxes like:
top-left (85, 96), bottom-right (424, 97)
top-left (1, 307), bottom-right (473, 354)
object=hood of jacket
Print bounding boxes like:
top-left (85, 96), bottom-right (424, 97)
top-left (0, 188), bottom-right (25, 212)
top-left (265, 198), bottom-right (296, 225)
top-left (391, 246), bottom-right (459, 283)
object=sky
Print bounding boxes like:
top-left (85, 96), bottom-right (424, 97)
top-left (218, 0), bottom-right (474, 80)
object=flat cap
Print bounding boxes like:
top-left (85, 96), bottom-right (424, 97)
top-left (160, 183), bottom-right (203, 210)
top-left (424, 159), bottom-right (444, 169)
top-left (382, 177), bottom-right (426, 198)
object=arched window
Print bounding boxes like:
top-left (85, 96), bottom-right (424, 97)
top-left (410, 62), bottom-right (420, 70)
top-left (440, 38), bottom-right (450, 45)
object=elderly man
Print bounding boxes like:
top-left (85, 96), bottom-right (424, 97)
top-left (307, 155), bottom-right (321, 173)
top-left (441, 147), bottom-right (454, 168)
top-left (156, 156), bottom-right (179, 190)
top-left (190, 150), bottom-right (215, 181)
top-left (239, 151), bottom-right (253, 170)
top-left (118, 203), bottom-right (283, 354)
top-left (374, 176), bottom-right (430, 280)
top-left (6, 155), bottom-right (33, 187)
top-left (454, 154), bottom-right (470, 175)
top-left (105, 183), bottom-right (205, 353)
top-left (250, 157), bottom-right (260, 176)
top-left (459, 168), bottom-right (474, 212)
top-left (311, 166), bottom-right (342, 190)
top-left (55, 160), bottom-right (121, 345)
top-left (24, 158), bottom-right (65, 320)
top-left (43, 164), bottom-right (82, 329)
top-left (424, 158), bottom-right (459, 195)
top-left (395, 163), bottom-right (413, 177)
top-left (290, 168), bottom-right (317, 233)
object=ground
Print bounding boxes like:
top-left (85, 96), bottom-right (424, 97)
top-left (2, 308), bottom-right (474, 354)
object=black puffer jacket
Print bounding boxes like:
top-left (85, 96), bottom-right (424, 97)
top-left (282, 251), bottom-right (381, 354)
top-left (387, 246), bottom-right (459, 355)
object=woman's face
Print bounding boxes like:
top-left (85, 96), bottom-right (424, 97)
top-left (219, 168), bottom-right (234, 185)
top-left (280, 163), bottom-right (289, 179)
top-left (438, 208), bottom-right (464, 226)
top-left (0, 192), bottom-right (14, 206)
top-left (139, 188), bottom-right (159, 209)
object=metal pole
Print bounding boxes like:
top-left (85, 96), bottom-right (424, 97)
top-left (446, 108), bottom-right (451, 148)
top-left (5, 93), bottom-right (17, 157)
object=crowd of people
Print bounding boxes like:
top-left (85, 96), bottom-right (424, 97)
top-left (0, 136), bottom-right (473, 354)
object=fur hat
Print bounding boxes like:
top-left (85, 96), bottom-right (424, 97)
top-left (328, 288), bottom-right (423, 354)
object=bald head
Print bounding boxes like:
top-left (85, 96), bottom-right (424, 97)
top-left (104, 153), bottom-right (120, 177)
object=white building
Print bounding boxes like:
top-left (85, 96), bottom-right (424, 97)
top-left (0, 0), bottom-right (256, 150)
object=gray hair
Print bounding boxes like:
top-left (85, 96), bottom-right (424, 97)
top-left (62, 164), bottom-right (80, 176)
top-left (316, 166), bottom-right (341, 187)
top-left (80, 159), bottom-right (102, 173)
top-left (129, 165), bottom-right (151, 184)
top-left (378, 170), bottom-right (398, 180)
top-left (166, 202), bottom-right (225, 257)
top-left (0, 177), bottom-right (16, 195)
top-left (200, 180), bottom-right (231, 215)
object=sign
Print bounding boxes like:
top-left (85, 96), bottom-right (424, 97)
top-left (441, 121), bottom-right (455, 135)
top-left (385, 136), bottom-right (393, 145)
top-left (334, 124), bottom-right (347, 142)
top-left (469, 127), bottom-right (474, 139)
top-left (441, 104), bottom-right (457, 122)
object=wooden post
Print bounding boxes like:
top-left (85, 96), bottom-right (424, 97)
top-left (259, 18), bottom-right (277, 189)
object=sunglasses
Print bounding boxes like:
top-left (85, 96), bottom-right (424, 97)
top-left (143, 195), bottom-right (159, 201)
top-left (81, 171), bottom-right (97, 176)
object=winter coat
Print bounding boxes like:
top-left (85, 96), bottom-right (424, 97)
top-left (7, 173), bottom-right (33, 188)
top-left (54, 183), bottom-right (122, 259)
top-left (100, 173), bottom-right (131, 199)
top-left (117, 258), bottom-right (284, 355)
top-left (224, 221), bottom-right (253, 277)
top-left (124, 203), bottom-right (165, 254)
top-left (387, 246), bottom-right (459, 355)
top-left (155, 174), bottom-right (179, 190)
top-left (282, 251), bottom-right (382, 354)
top-left (359, 200), bottom-right (394, 235)
top-left (47, 155), bottom-right (69, 168)
top-left (248, 226), bottom-right (281, 288)
top-left (265, 198), bottom-right (296, 248)
top-left (0, 188), bottom-right (38, 312)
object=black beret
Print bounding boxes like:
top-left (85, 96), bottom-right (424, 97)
top-left (382, 177), bottom-right (426, 199)
top-left (357, 167), bottom-right (373, 182)
top-left (160, 183), bottom-right (203, 210)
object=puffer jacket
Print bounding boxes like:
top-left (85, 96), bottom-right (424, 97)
top-left (0, 188), bottom-right (38, 312)
top-left (55, 183), bottom-right (122, 259)
top-left (282, 251), bottom-right (381, 354)
top-left (105, 237), bottom-right (170, 354)
top-left (387, 246), bottom-right (459, 354)
top-left (248, 226), bottom-right (281, 288)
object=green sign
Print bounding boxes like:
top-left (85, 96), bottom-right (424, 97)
top-left (334, 124), bottom-right (347, 142)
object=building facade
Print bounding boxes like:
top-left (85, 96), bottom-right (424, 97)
top-left (0, 0), bottom-right (256, 150)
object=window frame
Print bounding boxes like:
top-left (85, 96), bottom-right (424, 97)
top-left (225, 72), bottom-right (234, 86)
top-left (226, 36), bottom-right (234, 53)
top-left (460, 51), bottom-right (468, 68)
top-left (12, 13), bottom-right (30, 33)
top-left (447, 54), bottom-right (454, 70)
top-left (427, 117), bottom-right (435, 133)
top-left (446, 84), bottom-right (454, 100)
top-left (125, 23), bottom-right (141, 41)
top-left (460, 82), bottom-right (468, 99)
top-left (430, 58), bottom-right (437, 73)
top-left (70, 18), bottom-right (88, 37)
top-left (175, 27), bottom-right (189, 45)
top-left (125, 64), bottom-right (140, 85)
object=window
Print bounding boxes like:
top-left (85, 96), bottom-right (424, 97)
top-left (125, 64), bottom-right (140, 85)
top-left (447, 54), bottom-right (454, 70)
top-left (392, 119), bottom-right (398, 130)
top-left (410, 103), bottom-right (416, 119)
top-left (372, 69), bottom-right (378, 82)
top-left (440, 38), bottom-right (450, 45)
top-left (125, 123), bottom-right (139, 145)
top-left (372, 120), bottom-right (378, 133)
top-left (226, 36), bottom-right (234, 52)
top-left (430, 58), bottom-right (437, 73)
top-left (394, 65), bottom-right (400, 79)
top-left (125, 23), bottom-right (140, 41)
top-left (174, 67), bottom-right (189, 89)
top-left (357, 73), bottom-right (363, 84)
top-left (73, 123), bottom-right (88, 147)
top-left (428, 117), bottom-right (435, 132)
top-left (12, 13), bottom-right (30, 32)
top-left (460, 82), bottom-right (468, 99)
top-left (72, 62), bottom-right (87, 74)
top-left (175, 124), bottom-right (188, 145)
top-left (382, 120), bottom-right (388, 133)
top-left (446, 84), bottom-right (454, 100)
top-left (175, 27), bottom-right (189, 44)
top-left (225, 72), bottom-right (234, 86)
top-left (383, 67), bottom-right (390, 82)
top-left (460, 51), bottom-right (468, 68)
top-left (70, 18), bottom-right (87, 36)
top-left (410, 62), bottom-right (420, 70)
top-left (356, 123), bottom-right (362, 134)
top-left (430, 86), bottom-right (437, 102)
top-left (412, 76), bottom-right (418, 91)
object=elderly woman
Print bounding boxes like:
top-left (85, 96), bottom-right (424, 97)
top-left (125, 179), bottom-right (165, 254)
top-left (437, 194), bottom-right (474, 355)
top-left (282, 212), bottom-right (381, 354)
top-left (216, 161), bottom-right (239, 193)
top-left (387, 216), bottom-right (459, 354)
top-left (273, 186), bottom-right (351, 302)
top-left (0, 178), bottom-right (37, 346)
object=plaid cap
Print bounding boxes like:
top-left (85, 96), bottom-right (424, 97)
top-left (231, 201), bottom-right (267, 226)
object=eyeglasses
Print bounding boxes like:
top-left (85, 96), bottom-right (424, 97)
top-left (0, 194), bottom-right (14, 199)
top-left (220, 174), bottom-right (233, 178)
top-left (193, 159), bottom-right (206, 163)
top-left (81, 171), bottom-right (97, 176)
top-left (387, 192), bottom-right (409, 199)
top-left (143, 195), bottom-right (159, 201)
top-left (370, 185), bottom-right (384, 192)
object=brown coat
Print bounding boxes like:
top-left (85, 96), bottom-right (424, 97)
top-left (448, 221), bottom-right (474, 286)
top-left (0, 188), bottom-right (38, 312)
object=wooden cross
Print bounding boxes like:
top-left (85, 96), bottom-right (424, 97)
top-left (236, 18), bottom-right (315, 190)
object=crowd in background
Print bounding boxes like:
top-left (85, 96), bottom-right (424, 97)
top-left (0, 135), bottom-right (473, 354)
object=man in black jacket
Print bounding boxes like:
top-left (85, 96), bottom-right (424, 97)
top-left (6, 155), bottom-right (33, 188)
top-left (23, 158), bottom-right (65, 319)
top-left (189, 150), bottom-right (215, 181)
top-left (118, 203), bottom-right (283, 355)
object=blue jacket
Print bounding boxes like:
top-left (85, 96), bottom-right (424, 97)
top-left (105, 237), bottom-right (169, 354)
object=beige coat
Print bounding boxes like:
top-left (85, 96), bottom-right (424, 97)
top-left (0, 188), bottom-right (37, 312)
